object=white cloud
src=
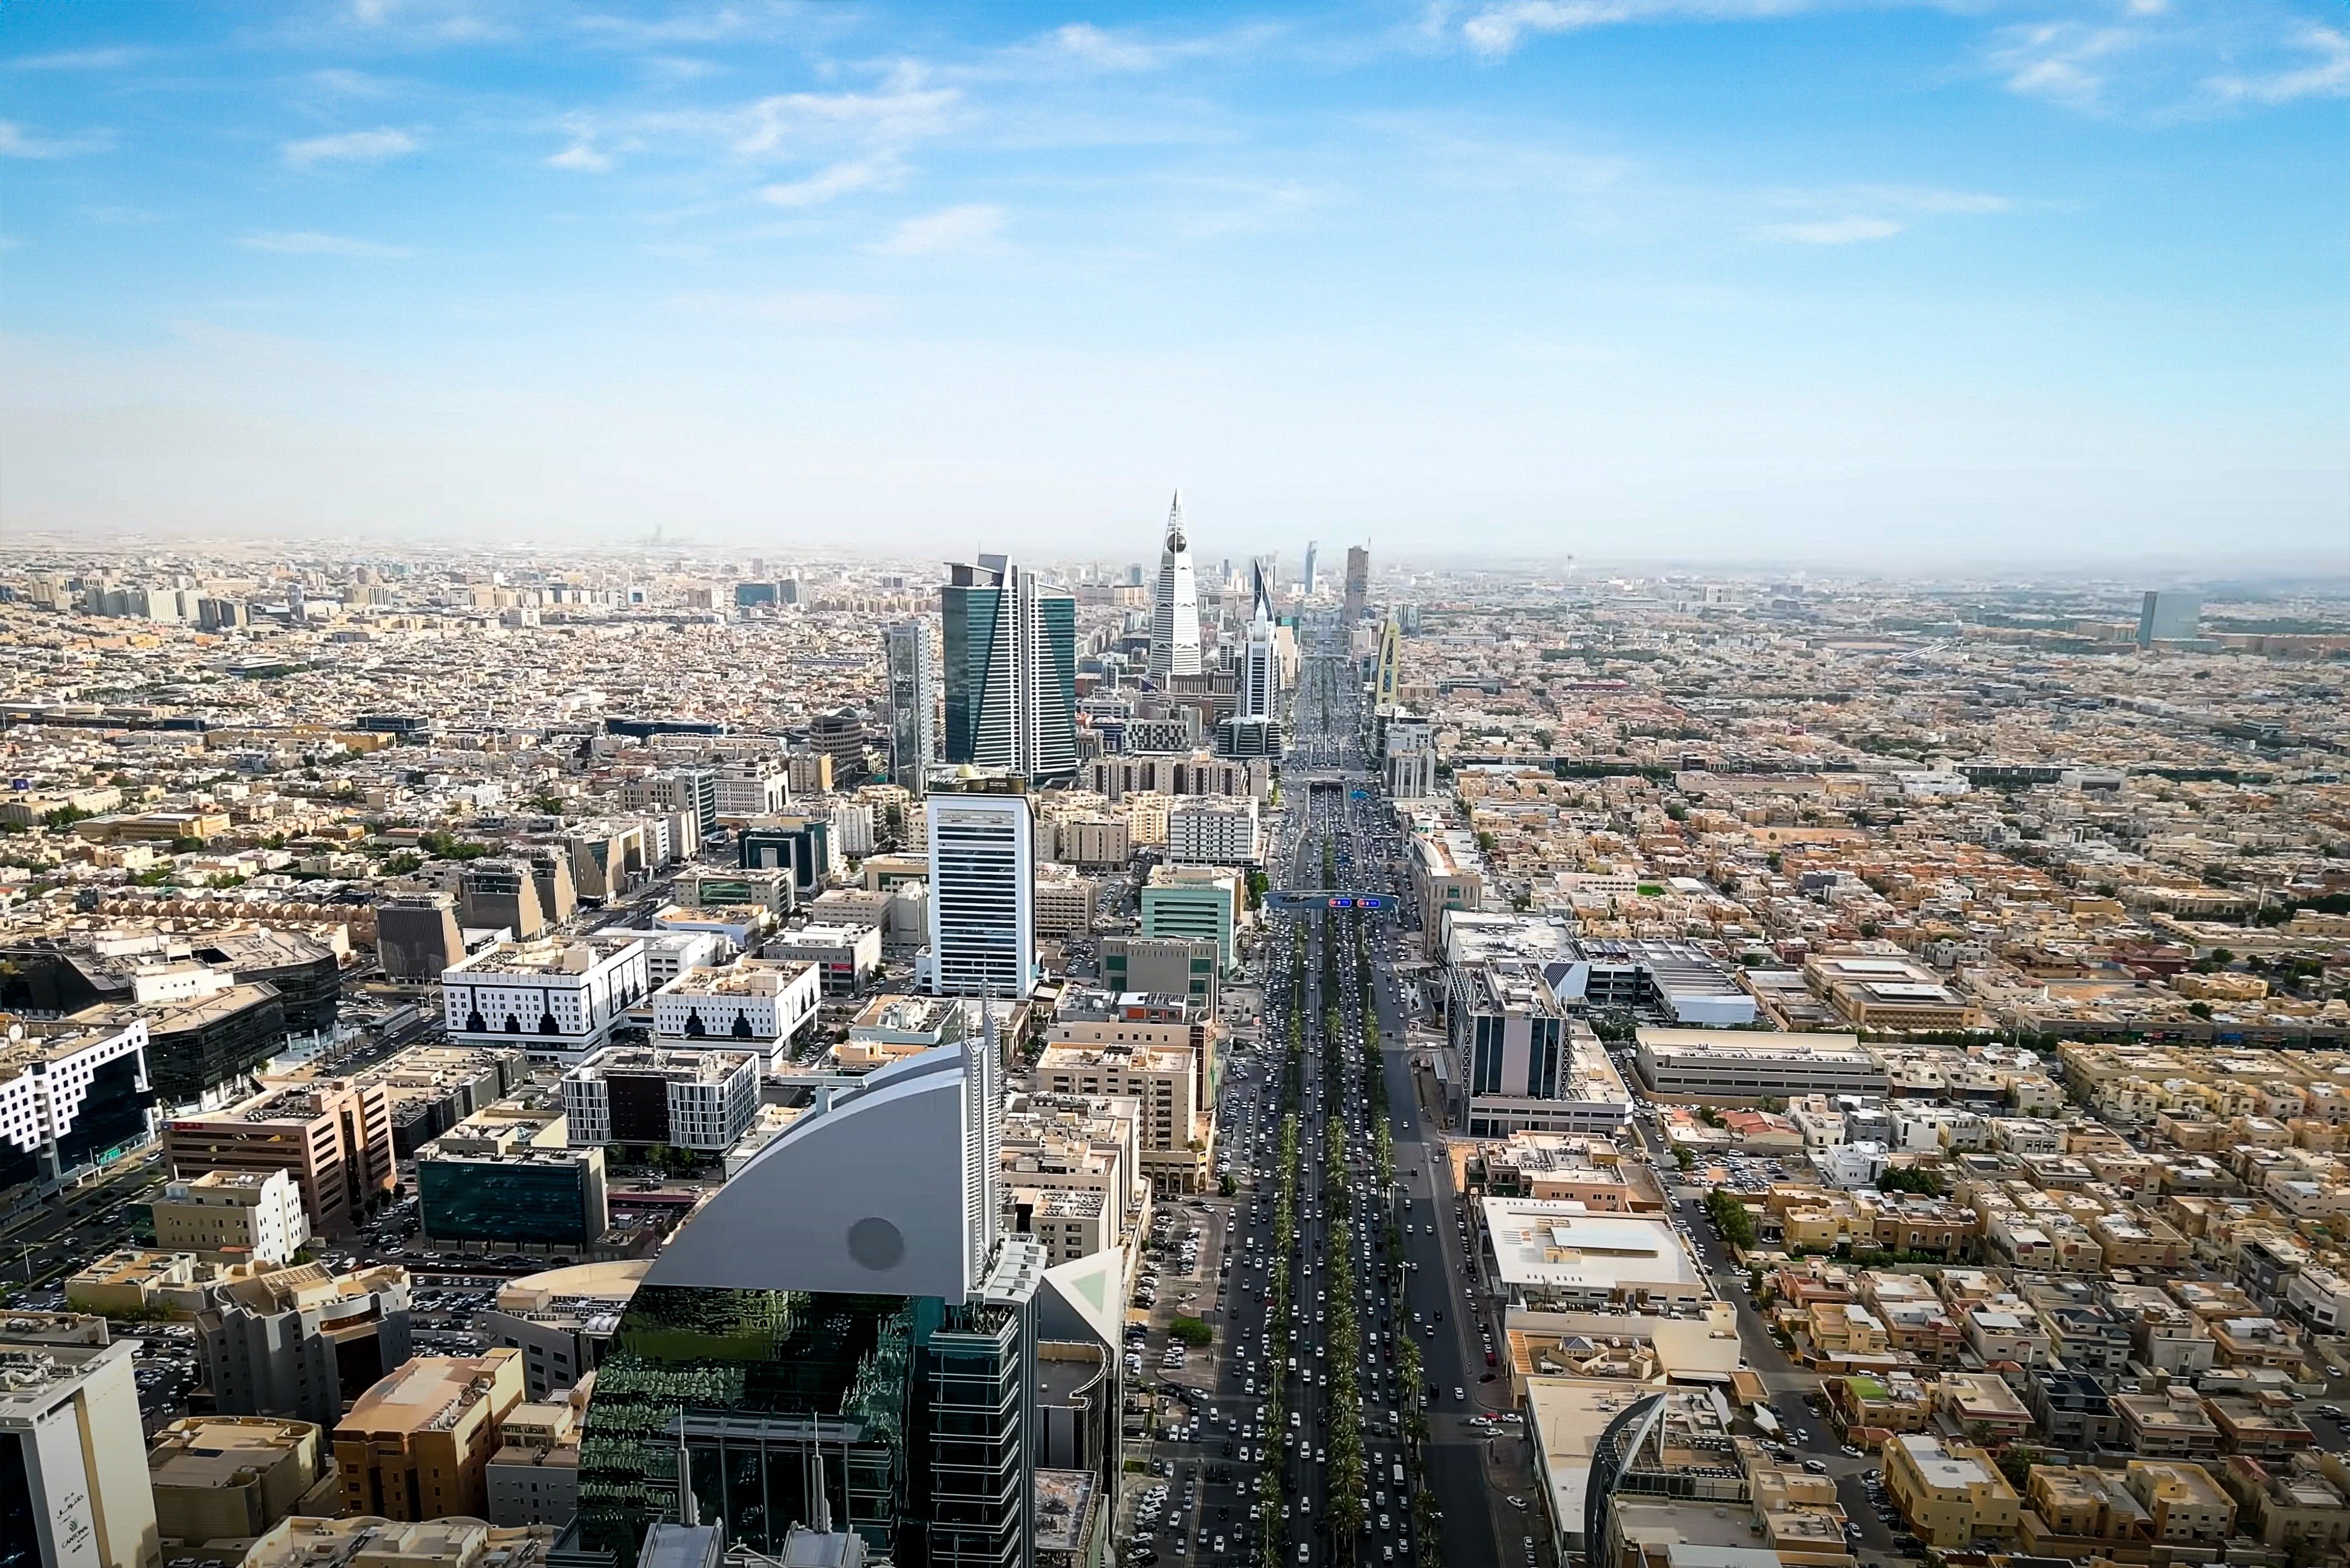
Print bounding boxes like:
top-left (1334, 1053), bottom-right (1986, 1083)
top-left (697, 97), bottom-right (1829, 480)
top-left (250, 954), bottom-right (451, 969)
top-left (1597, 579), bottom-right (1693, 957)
top-left (10, 46), bottom-right (142, 70)
top-left (1048, 23), bottom-right (1165, 71)
top-left (237, 230), bottom-right (413, 258)
top-left (549, 143), bottom-right (615, 172)
top-left (282, 128), bottom-right (419, 167)
top-left (1458, 0), bottom-right (1813, 58)
top-left (310, 67), bottom-right (392, 96)
top-left (872, 203), bottom-right (1005, 256)
top-left (2207, 24), bottom-right (2350, 105)
top-left (760, 154), bottom-right (907, 208)
top-left (732, 74), bottom-right (958, 158)
top-left (1756, 215), bottom-right (1903, 244)
top-left (0, 120), bottom-right (110, 158)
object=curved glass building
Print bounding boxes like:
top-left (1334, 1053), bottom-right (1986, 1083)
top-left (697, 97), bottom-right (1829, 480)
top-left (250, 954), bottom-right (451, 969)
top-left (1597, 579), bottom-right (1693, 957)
top-left (564, 1040), bottom-right (1117, 1568)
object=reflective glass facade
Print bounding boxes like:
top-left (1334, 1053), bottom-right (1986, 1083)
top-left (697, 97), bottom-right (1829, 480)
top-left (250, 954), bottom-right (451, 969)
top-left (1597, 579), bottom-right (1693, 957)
top-left (576, 1285), bottom-right (1035, 1568)
top-left (419, 1154), bottom-right (602, 1248)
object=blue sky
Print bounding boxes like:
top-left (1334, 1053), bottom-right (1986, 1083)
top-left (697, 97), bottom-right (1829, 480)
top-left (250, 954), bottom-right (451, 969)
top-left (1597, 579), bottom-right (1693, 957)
top-left (2, 0), bottom-right (2345, 567)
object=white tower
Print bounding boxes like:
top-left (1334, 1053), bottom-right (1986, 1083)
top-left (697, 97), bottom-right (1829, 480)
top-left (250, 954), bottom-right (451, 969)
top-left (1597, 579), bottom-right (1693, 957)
top-left (926, 789), bottom-right (1037, 999)
top-left (1149, 492), bottom-right (1203, 679)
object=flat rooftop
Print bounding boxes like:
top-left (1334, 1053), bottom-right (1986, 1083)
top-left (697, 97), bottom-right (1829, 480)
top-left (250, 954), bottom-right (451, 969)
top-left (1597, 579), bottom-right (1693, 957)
top-left (1480, 1199), bottom-right (1704, 1294)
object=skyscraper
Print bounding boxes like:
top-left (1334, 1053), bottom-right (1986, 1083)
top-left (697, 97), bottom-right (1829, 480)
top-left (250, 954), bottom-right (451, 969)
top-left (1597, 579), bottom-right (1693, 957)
top-left (941, 556), bottom-right (1078, 785)
top-left (1239, 560), bottom-right (1278, 723)
top-left (927, 788), bottom-right (1037, 1000)
top-left (1301, 540), bottom-right (1319, 597)
top-left (1343, 543), bottom-right (1369, 623)
top-left (2136, 590), bottom-right (2201, 649)
top-left (884, 620), bottom-right (936, 797)
top-left (569, 1037), bottom-right (1121, 1568)
top-left (1147, 492), bottom-right (1202, 679)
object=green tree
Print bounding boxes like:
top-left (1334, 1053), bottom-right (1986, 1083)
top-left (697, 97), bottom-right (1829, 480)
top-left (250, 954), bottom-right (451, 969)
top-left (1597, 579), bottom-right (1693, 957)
top-left (1169, 1316), bottom-right (1213, 1348)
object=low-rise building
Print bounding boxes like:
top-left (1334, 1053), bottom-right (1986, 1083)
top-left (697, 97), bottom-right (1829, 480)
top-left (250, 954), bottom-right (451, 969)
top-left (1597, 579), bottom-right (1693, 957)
top-left (162, 1078), bottom-right (396, 1239)
top-left (148, 1415), bottom-right (335, 1545)
top-left (440, 936), bottom-right (650, 1063)
top-left (332, 1348), bottom-right (525, 1522)
top-left (195, 1262), bottom-right (414, 1431)
top-left (648, 959), bottom-right (821, 1069)
top-left (560, 1046), bottom-right (760, 1155)
top-left (1884, 1433), bottom-right (2020, 1548)
top-left (151, 1168), bottom-right (310, 1265)
top-left (2115, 1386), bottom-right (2223, 1460)
top-left (761, 921), bottom-right (882, 995)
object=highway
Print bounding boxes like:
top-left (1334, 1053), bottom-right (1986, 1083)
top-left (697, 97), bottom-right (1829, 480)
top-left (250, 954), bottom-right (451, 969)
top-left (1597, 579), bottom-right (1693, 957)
top-left (1138, 619), bottom-right (1507, 1568)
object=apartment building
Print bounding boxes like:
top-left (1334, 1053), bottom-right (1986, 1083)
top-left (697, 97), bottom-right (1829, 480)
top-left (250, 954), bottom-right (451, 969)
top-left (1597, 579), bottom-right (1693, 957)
top-left (1165, 797), bottom-right (1262, 866)
top-left (162, 1078), bottom-right (397, 1238)
top-left (194, 1262), bottom-right (414, 1431)
top-left (1884, 1433), bottom-right (2020, 1548)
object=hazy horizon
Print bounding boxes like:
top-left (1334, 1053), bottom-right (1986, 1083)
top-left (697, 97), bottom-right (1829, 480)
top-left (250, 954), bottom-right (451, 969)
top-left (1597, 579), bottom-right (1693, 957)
top-left (3, 1), bottom-right (2345, 566)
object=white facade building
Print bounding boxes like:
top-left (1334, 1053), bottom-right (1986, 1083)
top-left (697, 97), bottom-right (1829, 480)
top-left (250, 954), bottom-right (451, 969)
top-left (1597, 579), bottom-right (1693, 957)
top-left (927, 790), bottom-right (1037, 999)
top-left (0, 1329), bottom-right (155, 1568)
top-left (1166, 797), bottom-right (1262, 867)
top-left (714, 762), bottom-right (790, 816)
top-left (561, 1047), bottom-right (760, 1152)
top-left (151, 1169), bottom-right (310, 1264)
top-left (650, 959), bottom-right (822, 1070)
top-left (1384, 712), bottom-right (1437, 801)
top-left (441, 936), bottom-right (650, 1064)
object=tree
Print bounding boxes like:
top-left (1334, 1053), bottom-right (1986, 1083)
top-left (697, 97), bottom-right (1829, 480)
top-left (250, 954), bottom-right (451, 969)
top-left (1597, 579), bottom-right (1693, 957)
top-left (1169, 1316), bottom-right (1213, 1348)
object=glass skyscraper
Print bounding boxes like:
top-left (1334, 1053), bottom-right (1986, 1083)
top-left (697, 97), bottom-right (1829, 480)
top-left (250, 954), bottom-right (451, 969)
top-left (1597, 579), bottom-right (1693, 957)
top-left (564, 1040), bottom-right (1117, 1568)
top-left (941, 557), bottom-right (1078, 786)
top-left (884, 620), bottom-right (936, 797)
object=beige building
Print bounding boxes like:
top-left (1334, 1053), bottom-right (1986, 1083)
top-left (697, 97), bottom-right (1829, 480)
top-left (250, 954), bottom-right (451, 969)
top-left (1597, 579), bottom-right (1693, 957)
top-left (1033, 1042), bottom-right (1209, 1194)
top-left (2126, 1460), bottom-right (2238, 1543)
top-left (1884, 1433), bottom-right (2020, 1548)
top-left (1012, 1185), bottom-right (1117, 1270)
top-left (149, 1415), bottom-right (335, 1545)
top-left (233, 1515), bottom-right (559, 1568)
top-left (332, 1348), bottom-right (525, 1522)
top-left (1034, 865), bottom-right (1099, 940)
top-left (485, 1377), bottom-right (590, 1528)
top-left (152, 1168), bottom-right (310, 1265)
top-left (162, 1078), bottom-right (398, 1238)
top-left (0, 1316), bottom-right (159, 1568)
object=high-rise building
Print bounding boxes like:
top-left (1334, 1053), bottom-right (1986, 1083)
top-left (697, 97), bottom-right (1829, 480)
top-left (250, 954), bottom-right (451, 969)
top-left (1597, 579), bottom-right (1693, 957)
top-left (1373, 614), bottom-right (1402, 712)
top-left (1238, 560), bottom-right (1278, 723)
top-left (1147, 491), bottom-right (1202, 679)
top-left (926, 788), bottom-right (1037, 999)
top-left (942, 557), bottom-right (1079, 785)
top-left (809, 709), bottom-right (870, 786)
top-left (1343, 543), bottom-right (1369, 623)
top-left (569, 1037), bottom-right (1121, 1568)
top-left (2136, 590), bottom-right (2202, 648)
top-left (884, 620), bottom-right (936, 796)
top-left (1301, 540), bottom-right (1318, 596)
top-left (0, 1317), bottom-right (158, 1568)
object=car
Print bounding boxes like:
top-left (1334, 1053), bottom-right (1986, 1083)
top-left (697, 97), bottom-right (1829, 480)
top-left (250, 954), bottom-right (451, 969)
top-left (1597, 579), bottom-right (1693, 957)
top-left (1803, 1460), bottom-right (1828, 1474)
top-left (1453, 1387), bottom-right (1465, 1401)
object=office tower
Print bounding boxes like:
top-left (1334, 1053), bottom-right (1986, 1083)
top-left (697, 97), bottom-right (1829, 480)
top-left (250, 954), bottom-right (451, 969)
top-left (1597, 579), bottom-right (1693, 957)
top-left (927, 789), bottom-right (1038, 999)
top-left (194, 1265), bottom-right (415, 1430)
top-left (1374, 614), bottom-right (1402, 712)
top-left (0, 1319), bottom-right (159, 1568)
top-left (571, 1036), bottom-right (1121, 1568)
top-left (1302, 540), bottom-right (1318, 596)
top-left (884, 620), bottom-right (936, 797)
top-left (942, 555), bottom-right (1079, 785)
top-left (375, 892), bottom-right (466, 983)
top-left (1147, 491), bottom-right (1202, 679)
top-left (810, 708), bottom-right (870, 786)
top-left (1343, 543), bottom-right (1369, 623)
top-left (1238, 560), bottom-right (1278, 722)
top-left (2136, 590), bottom-right (2201, 648)
top-left (1126, 561), bottom-right (1144, 587)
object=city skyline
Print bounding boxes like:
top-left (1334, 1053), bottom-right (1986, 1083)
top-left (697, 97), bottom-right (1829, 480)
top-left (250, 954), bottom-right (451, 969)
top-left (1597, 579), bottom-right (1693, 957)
top-left (2, 1), bottom-right (2343, 565)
